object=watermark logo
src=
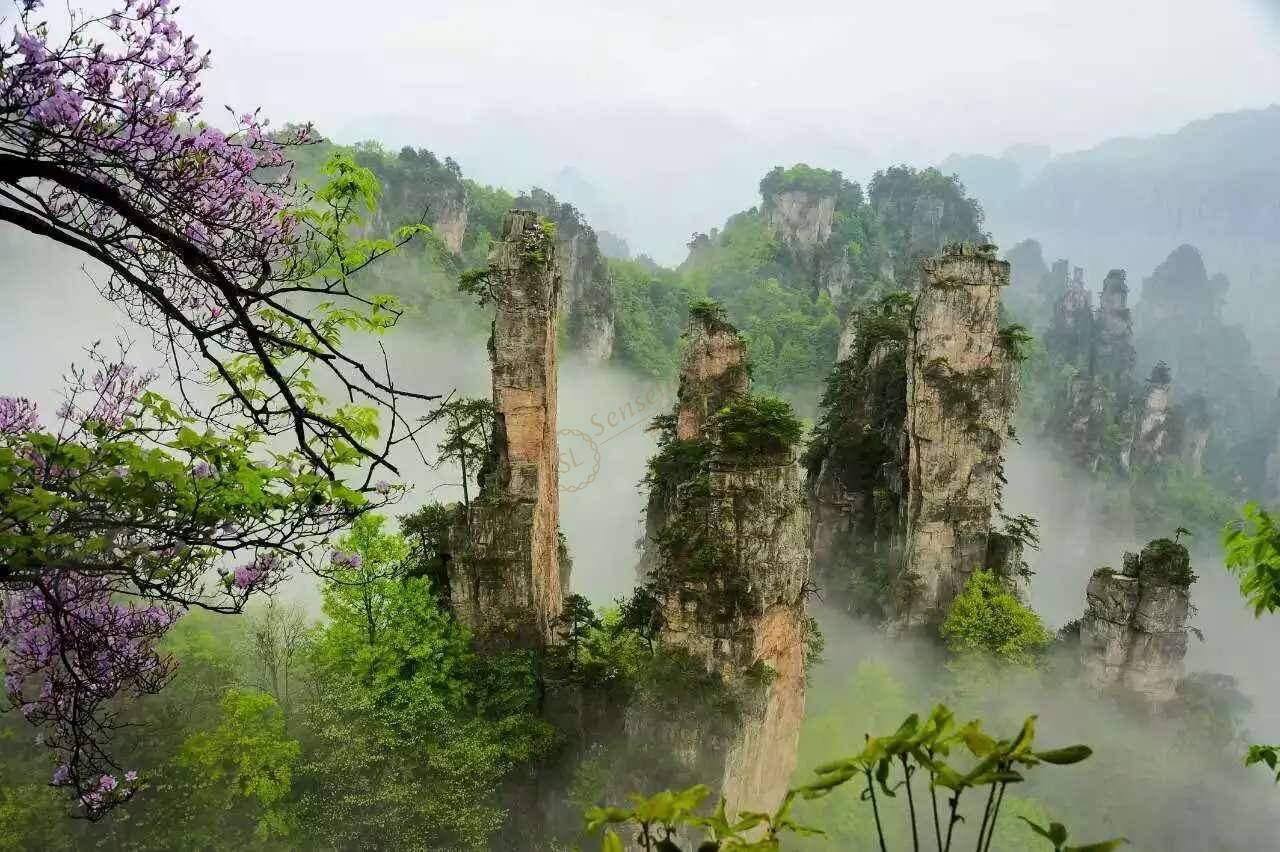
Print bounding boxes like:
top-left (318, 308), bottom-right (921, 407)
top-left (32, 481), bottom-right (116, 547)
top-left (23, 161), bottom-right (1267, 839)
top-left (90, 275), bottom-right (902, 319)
top-left (557, 380), bottom-right (676, 492)
top-left (558, 428), bottom-right (601, 492)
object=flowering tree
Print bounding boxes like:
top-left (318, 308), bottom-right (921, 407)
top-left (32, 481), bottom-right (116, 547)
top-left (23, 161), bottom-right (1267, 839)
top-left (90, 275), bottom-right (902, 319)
top-left (1, 0), bottom-right (437, 815)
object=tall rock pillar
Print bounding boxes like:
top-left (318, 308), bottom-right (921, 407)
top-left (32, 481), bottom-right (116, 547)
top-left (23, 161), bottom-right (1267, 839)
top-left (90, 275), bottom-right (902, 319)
top-left (449, 210), bottom-right (565, 646)
top-left (631, 304), bottom-right (811, 819)
top-left (898, 243), bottom-right (1018, 627)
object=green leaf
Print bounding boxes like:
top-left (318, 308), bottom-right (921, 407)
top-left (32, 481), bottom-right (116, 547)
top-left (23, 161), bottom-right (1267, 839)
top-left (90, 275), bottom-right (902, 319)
top-left (1019, 817), bottom-right (1068, 845)
top-left (1033, 745), bottom-right (1093, 766)
top-left (1064, 840), bottom-right (1129, 852)
top-left (602, 830), bottom-right (624, 852)
top-left (960, 721), bottom-right (997, 757)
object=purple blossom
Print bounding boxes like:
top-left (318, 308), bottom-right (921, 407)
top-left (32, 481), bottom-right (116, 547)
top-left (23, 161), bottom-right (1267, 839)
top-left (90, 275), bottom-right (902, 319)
top-left (374, 479), bottom-right (392, 494)
top-left (0, 397), bottom-right (39, 435)
top-left (329, 550), bottom-right (363, 569)
top-left (124, 771), bottom-right (139, 783)
top-left (2, 574), bottom-right (179, 809)
top-left (192, 460), bottom-right (214, 477)
top-left (231, 552), bottom-right (285, 590)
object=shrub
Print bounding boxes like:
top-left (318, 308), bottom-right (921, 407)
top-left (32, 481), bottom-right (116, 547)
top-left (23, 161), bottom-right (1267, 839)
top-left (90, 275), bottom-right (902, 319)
top-left (941, 570), bottom-right (1052, 663)
top-left (709, 394), bottom-right (804, 460)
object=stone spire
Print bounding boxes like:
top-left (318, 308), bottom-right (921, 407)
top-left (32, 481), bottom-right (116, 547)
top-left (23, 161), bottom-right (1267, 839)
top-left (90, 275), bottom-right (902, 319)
top-left (674, 304), bottom-right (751, 440)
top-left (1093, 269), bottom-right (1136, 394)
top-left (898, 243), bottom-right (1019, 627)
top-left (631, 305), bottom-right (811, 819)
top-left (1128, 362), bottom-right (1174, 470)
top-left (1079, 538), bottom-right (1195, 703)
top-left (448, 210), bottom-right (566, 646)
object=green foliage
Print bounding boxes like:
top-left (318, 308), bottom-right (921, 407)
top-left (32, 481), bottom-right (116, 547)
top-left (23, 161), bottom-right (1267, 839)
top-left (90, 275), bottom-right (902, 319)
top-left (689, 297), bottom-right (737, 333)
top-left (588, 705), bottom-right (1102, 852)
top-left (760, 163), bottom-right (844, 198)
top-left (177, 689), bottom-right (301, 842)
top-left (614, 587), bottom-right (665, 653)
top-left (1244, 744), bottom-right (1280, 783)
top-left (586, 784), bottom-right (822, 851)
top-left (300, 534), bottom-right (555, 849)
top-left (1020, 818), bottom-right (1129, 852)
top-left (399, 502), bottom-right (456, 593)
top-left (610, 258), bottom-right (694, 378)
top-left (552, 593), bottom-right (604, 678)
top-left (643, 413), bottom-right (713, 496)
top-left (802, 291), bottom-right (911, 491)
top-left (941, 571), bottom-right (1052, 664)
top-left (1222, 502), bottom-right (1280, 616)
top-left (1132, 464), bottom-right (1237, 541)
top-left (1127, 537), bottom-right (1196, 588)
top-left (709, 393), bottom-right (805, 461)
top-left (868, 165), bottom-right (986, 286)
top-left (428, 396), bottom-right (496, 505)
top-left (997, 323), bottom-right (1035, 363)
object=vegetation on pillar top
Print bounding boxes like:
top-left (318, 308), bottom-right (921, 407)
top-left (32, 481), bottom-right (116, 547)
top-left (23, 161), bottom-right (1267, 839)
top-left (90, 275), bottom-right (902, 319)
top-left (759, 163), bottom-right (845, 198)
top-left (686, 297), bottom-right (741, 338)
top-left (455, 211), bottom-right (557, 306)
top-left (708, 393), bottom-right (805, 462)
top-left (1119, 536), bottom-right (1196, 589)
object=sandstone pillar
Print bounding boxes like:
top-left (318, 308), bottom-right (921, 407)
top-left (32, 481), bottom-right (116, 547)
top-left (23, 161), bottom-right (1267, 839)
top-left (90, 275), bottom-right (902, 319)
top-left (899, 243), bottom-right (1018, 627)
top-left (448, 210), bottom-right (565, 646)
top-left (1079, 538), bottom-right (1194, 703)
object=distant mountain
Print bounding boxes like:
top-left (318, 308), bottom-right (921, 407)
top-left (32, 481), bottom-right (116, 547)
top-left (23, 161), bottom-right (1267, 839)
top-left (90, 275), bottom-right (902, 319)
top-left (942, 106), bottom-right (1280, 368)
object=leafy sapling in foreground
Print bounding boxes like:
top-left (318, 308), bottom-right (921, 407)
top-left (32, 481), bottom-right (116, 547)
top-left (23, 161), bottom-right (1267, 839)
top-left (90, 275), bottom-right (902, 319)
top-left (585, 705), bottom-right (1126, 851)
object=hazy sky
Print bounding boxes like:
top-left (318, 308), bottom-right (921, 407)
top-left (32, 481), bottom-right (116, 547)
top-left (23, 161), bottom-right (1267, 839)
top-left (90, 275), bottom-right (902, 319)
top-left (175, 0), bottom-right (1280, 258)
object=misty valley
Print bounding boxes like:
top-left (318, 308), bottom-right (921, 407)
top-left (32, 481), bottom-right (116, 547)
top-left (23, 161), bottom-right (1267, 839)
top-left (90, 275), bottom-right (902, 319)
top-left (4, 2), bottom-right (1280, 851)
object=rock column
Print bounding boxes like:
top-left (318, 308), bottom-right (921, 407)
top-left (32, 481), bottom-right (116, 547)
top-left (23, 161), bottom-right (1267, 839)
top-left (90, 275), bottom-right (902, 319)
top-left (633, 306), bottom-right (811, 818)
top-left (899, 243), bottom-right (1018, 627)
top-left (1079, 538), bottom-right (1194, 703)
top-left (448, 210), bottom-right (565, 646)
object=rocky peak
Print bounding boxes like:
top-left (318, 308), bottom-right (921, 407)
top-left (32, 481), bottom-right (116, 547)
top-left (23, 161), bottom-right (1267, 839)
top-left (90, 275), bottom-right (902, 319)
top-left (760, 165), bottom-right (841, 251)
top-left (631, 305), bottom-right (811, 818)
top-left (1100, 269), bottom-right (1129, 311)
top-left (1079, 538), bottom-right (1195, 703)
top-left (898, 242), bottom-right (1020, 627)
top-left (515, 188), bottom-right (616, 361)
top-left (1093, 269), bottom-right (1136, 394)
top-left (1129, 362), bottom-right (1174, 469)
top-left (675, 304), bottom-right (751, 440)
top-left (448, 210), bottom-right (566, 646)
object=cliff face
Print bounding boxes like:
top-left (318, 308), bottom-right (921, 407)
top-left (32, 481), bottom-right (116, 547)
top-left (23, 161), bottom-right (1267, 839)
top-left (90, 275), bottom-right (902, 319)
top-left (448, 210), bottom-right (565, 646)
top-left (1079, 538), bottom-right (1195, 703)
top-left (764, 189), bottom-right (837, 252)
top-left (516, 188), bottom-right (616, 361)
top-left (632, 308), bottom-right (811, 818)
top-left (429, 191), bottom-right (469, 255)
top-left (1033, 257), bottom-right (1229, 485)
top-left (899, 244), bottom-right (1019, 627)
top-left (805, 245), bottom-right (1024, 623)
